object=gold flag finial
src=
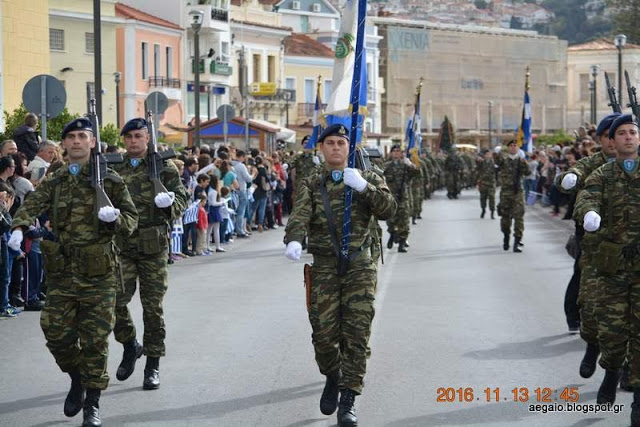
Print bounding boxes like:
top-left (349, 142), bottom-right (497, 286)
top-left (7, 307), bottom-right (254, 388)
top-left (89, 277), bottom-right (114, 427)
top-left (525, 66), bottom-right (530, 91)
top-left (417, 77), bottom-right (424, 95)
top-left (317, 75), bottom-right (322, 90)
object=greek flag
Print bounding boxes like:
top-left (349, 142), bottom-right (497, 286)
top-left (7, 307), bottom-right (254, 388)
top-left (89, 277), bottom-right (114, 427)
top-left (306, 81), bottom-right (324, 149)
top-left (517, 91), bottom-right (532, 152)
top-left (183, 201), bottom-right (199, 225)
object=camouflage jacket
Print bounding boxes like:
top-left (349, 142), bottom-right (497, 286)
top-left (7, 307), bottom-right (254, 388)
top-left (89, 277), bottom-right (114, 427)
top-left (113, 154), bottom-right (188, 232)
top-left (496, 154), bottom-right (530, 194)
top-left (12, 162), bottom-right (138, 246)
top-left (574, 159), bottom-right (640, 246)
top-left (445, 153), bottom-right (462, 173)
top-left (284, 168), bottom-right (396, 257)
top-left (292, 152), bottom-right (319, 186)
top-left (557, 151), bottom-right (614, 194)
top-left (383, 159), bottom-right (421, 204)
top-left (476, 158), bottom-right (496, 188)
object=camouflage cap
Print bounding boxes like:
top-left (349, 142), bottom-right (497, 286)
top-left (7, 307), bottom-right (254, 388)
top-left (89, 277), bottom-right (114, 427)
top-left (120, 117), bottom-right (148, 136)
top-left (61, 117), bottom-right (93, 140)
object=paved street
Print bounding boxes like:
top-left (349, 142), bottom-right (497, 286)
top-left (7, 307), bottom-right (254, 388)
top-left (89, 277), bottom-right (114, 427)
top-left (0, 189), bottom-right (634, 427)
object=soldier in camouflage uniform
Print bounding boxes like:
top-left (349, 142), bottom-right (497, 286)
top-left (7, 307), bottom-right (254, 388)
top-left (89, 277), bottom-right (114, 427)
top-left (384, 144), bottom-right (420, 253)
top-left (284, 124), bottom-right (396, 427)
top-left (409, 157), bottom-right (424, 224)
top-left (476, 149), bottom-right (496, 219)
top-left (112, 118), bottom-right (188, 391)
top-left (558, 113), bottom-right (619, 377)
top-left (291, 135), bottom-right (321, 195)
top-left (496, 140), bottom-right (530, 252)
top-left (420, 154), bottom-right (432, 201)
top-left (9, 117), bottom-right (138, 427)
top-left (574, 115), bottom-right (640, 425)
top-left (445, 149), bottom-right (463, 199)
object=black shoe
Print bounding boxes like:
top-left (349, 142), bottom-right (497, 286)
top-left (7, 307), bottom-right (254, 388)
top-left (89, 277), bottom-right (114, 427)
top-left (386, 234), bottom-right (395, 249)
top-left (411, 217), bottom-right (417, 225)
top-left (143, 357), bottom-right (160, 390)
top-left (116, 339), bottom-right (143, 381)
top-left (24, 299), bottom-right (45, 311)
top-left (517, 240), bottom-right (524, 247)
top-left (631, 390), bottom-right (640, 427)
top-left (621, 361), bottom-right (633, 392)
top-left (38, 291), bottom-right (47, 301)
top-left (513, 238), bottom-right (522, 253)
top-left (64, 370), bottom-right (85, 417)
top-left (320, 371), bottom-right (342, 415)
top-left (481, 208), bottom-right (485, 218)
top-left (491, 211), bottom-right (495, 219)
top-left (417, 214), bottom-right (422, 219)
top-left (597, 369), bottom-right (621, 404)
top-left (503, 235), bottom-right (509, 251)
top-left (10, 294), bottom-right (25, 307)
top-left (82, 389), bottom-right (101, 427)
top-left (579, 343), bottom-right (599, 378)
top-left (398, 240), bottom-right (408, 253)
top-left (337, 389), bottom-right (358, 427)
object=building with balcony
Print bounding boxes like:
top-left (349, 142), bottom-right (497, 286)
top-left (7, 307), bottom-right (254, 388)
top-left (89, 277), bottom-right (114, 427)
top-left (115, 3), bottom-right (184, 128)
top-left (1, 0), bottom-right (50, 131)
top-left (49, 0), bottom-right (119, 126)
top-left (274, 0), bottom-right (339, 34)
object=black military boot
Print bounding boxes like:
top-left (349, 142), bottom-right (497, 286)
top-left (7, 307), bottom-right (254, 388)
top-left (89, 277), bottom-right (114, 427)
top-left (621, 361), bottom-right (633, 392)
top-left (411, 217), bottom-right (417, 225)
top-left (398, 240), bottom-right (408, 253)
top-left (417, 214), bottom-right (422, 219)
top-left (513, 238), bottom-right (522, 253)
top-left (503, 234), bottom-right (509, 251)
top-left (597, 369), bottom-right (621, 404)
top-left (631, 390), bottom-right (640, 427)
top-left (64, 370), bottom-right (85, 417)
top-left (491, 211), bottom-right (495, 219)
top-left (143, 357), bottom-right (160, 390)
top-left (82, 388), bottom-right (101, 427)
top-left (481, 208), bottom-right (485, 218)
top-left (320, 370), bottom-right (342, 415)
top-left (116, 339), bottom-right (144, 381)
top-left (337, 389), bottom-right (358, 427)
top-left (386, 234), bottom-right (395, 249)
top-left (579, 343), bottom-right (599, 378)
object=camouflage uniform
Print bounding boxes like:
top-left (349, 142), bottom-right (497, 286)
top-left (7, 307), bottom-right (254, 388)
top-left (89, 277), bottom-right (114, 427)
top-left (496, 153), bottom-right (530, 242)
top-left (383, 159), bottom-right (420, 243)
top-left (574, 159), bottom-right (640, 388)
top-left (444, 152), bottom-right (463, 198)
top-left (12, 163), bottom-right (138, 389)
top-left (476, 157), bottom-right (496, 213)
top-left (409, 163), bottom-right (424, 219)
top-left (112, 155), bottom-right (188, 357)
top-left (420, 157), bottom-right (432, 200)
top-left (284, 168), bottom-right (396, 394)
top-left (292, 152), bottom-right (319, 194)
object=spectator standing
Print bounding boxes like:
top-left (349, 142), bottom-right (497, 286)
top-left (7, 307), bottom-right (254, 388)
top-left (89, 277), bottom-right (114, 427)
top-left (231, 150), bottom-right (255, 237)
top-left (252, 156), bottom-right (269, 232)
top-left (13, 113), bottom-right (40, 161)
top-left (27, 140), bottom-right (57, 184)
top-left (195, 194), bottom-right (209, 255)
top-left (206, 175), bottom-right (225, 253)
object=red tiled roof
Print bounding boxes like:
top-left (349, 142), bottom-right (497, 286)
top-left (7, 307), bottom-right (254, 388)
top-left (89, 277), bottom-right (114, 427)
top-left (230, 18), bottom-right (292, 32)
top-left (116, 3), bottom-right (181, 30)
top-left (569, 38), bottom-right (640, 51)
top-left (284, 33), bottom-right (334, 58)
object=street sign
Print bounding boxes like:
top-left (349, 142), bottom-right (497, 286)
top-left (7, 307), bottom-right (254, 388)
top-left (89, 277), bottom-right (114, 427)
top-left (217, 104), bottom-right (235, 144)
top-left (145, 92), bottom-right (169, 141)
top-left (249, 82), bottom-right (277, 96)
top-left (22, 74), bottom-right (67, 141)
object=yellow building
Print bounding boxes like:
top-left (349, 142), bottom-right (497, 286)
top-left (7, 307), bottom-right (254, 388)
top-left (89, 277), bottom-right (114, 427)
top-left (1, 0), bottom-right (51, 130)
top-left (49, 0), bottom-right (119, 126)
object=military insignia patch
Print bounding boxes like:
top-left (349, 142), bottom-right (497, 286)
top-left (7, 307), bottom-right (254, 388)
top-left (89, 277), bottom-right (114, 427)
top-left (68, 163), bottom-right (81, 176)
top-left (623, 159), bottom-right (636, 171)
top-left (335, 33), bottom-right (354, 59)
top-left (130, 158), bottom-right (141, 167)
top-left (331, 170), bottom-right (343, 182)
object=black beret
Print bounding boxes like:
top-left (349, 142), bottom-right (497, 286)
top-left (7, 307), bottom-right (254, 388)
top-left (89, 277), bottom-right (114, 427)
top-left (318, 124), bottom-right (349, 143)
top-left (390, 144), bottom-right (401, 151)
top-left (608, 114), bottom-right (637, 139)
top-left (120, 117), bottom-right (148, 136)
top-left (301, 135), bottom-right (310, 144)
top-left (506, 139), bottom-right (517, 146)
top-left (61, 117), bottom-right (93, 140)
top-left (596, 113), bottom-right (621, 137)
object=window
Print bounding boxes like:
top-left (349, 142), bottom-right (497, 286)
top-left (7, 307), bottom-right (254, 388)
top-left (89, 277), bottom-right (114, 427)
top-left (252, 54), bottom-right (261, 83)
top-left (166, 47), bottom-right (173, 78)
top-left (300, 15), bottom-right (309, 33)
top-left (323, 79), bottom-right (332, 102)
top-left (85, 33), bottom-right (94, 53)
top-left (154, 44), bottom-right (161, 77)
top-left (579, 73), bottom-right (589, 102)
top-left (285, 77), bottom-right (295, 91)
top-left (268, 55), bottom-right (276, 82)
top-left (50, 29), bottom-right (64, 51)
top-left (221, 41), bottom-right (230, 63)
top-left (141, 42), bottom-right (148, 79)
top-left (304, 79), bottom-right (315, 103)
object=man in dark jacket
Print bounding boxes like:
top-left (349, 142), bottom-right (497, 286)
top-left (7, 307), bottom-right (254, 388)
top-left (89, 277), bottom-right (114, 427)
top-left (13, 113), bottom-right (40, 161)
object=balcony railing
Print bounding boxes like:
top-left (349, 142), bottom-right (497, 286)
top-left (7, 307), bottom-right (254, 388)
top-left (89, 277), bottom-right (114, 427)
top-left (211, 8), bottom-right (228, 22)
top-left (298, 102), bottom-right (327, 119)
top-left (149, 76), bottom-right (181, 88)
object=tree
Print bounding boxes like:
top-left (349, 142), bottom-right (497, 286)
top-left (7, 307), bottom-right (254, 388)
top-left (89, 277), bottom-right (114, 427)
top-left (100, 123), bottom-right (121, 146)
top-left (474, 0), bottom-right (488, 9)
top-left (608, 0), bottom-right (640, 44)
top-left (437, 116), bottom-right (455, 152)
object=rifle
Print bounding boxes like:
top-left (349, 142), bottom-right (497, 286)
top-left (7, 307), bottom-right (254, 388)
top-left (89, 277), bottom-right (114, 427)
top-left (145, 108), bottom-right (176, 197)
top-left (625, 70), bottom-right (640, 120)
top-left (605, 72), bottom-right (622, 113)
top-left (87, 99), bottom-right (123, 211)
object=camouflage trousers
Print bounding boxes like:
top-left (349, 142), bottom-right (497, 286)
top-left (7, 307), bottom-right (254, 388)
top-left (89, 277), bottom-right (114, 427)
top-left (114, 251), bottom-right (169, 357)
top-left (411, 184), bottom-right (423, 217)
top-left (499, 191), bottom-right (525, 239)
top-left (386, 200), bottom-right (411, 241)
top-left (309, 255), bottom-right (377, 395)
top-left (446, 176), bottom-right (460, 196)
top-left (41, 269), bottom-right (117, 390)
top-left (479, 187), bottom-right (496, 212)
top-left (578, 255), bottom-right (599, 345)
top-left (595, 271), bottom-right (640, 388)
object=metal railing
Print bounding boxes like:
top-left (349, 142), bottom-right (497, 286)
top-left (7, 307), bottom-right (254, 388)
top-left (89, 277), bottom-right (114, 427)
top-left (149, 76), bottom-right (181, 88)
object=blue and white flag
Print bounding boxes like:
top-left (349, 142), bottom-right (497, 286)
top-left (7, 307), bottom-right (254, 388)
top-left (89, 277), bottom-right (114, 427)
top-left (517, 91), bottom-right (532, 152)
top-left (306, 80), bottom-right (325, 149)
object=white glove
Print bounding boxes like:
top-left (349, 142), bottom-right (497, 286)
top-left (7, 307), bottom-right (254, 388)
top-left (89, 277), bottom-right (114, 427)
top-left (583, 211), bottom-right (601, 232)
top-left (561, 173), bottom-right (578, 190)
top-left (98, 206), bottom-right (121, 223)
top-left (285, 241), bottom-right (302, 261)
top-left (312, 156), bottom-right (320, 166)
top-left (403, 157), bottom-right (412, 166)
top-left (154, 191), bottom-right (175, 208)
top-left (344, 168), bottom-right (368, 192)
top-left (8, 229), bottom-right (23, 251)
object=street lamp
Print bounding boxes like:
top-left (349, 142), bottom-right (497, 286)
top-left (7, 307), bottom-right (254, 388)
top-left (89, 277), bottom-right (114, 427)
top-left (283, 91), bottom-right (291, 128)
top-left (190, 9), bottom-right (204, 147)
top-left (615, 34), bottom-right (627, 108)
top-left (590, 65), bottom-right (600, 124)
top-left (488, 100), bottom-right (493, 147)
top-left (113, 71), bottom-right (121, 129)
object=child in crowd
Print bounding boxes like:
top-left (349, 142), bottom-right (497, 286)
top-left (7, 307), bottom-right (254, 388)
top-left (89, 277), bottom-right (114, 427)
top-left (206, 175), bottom-right (225, 253)
top-left (195, 193), bottom-right (209, 256)
top-left (219, 186), bottom-right (235, 244)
